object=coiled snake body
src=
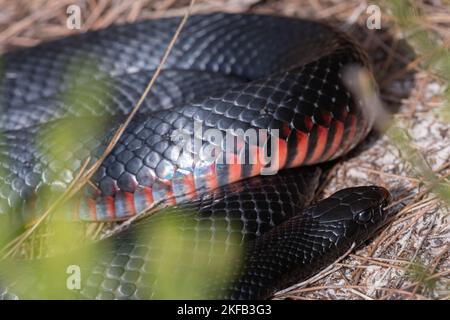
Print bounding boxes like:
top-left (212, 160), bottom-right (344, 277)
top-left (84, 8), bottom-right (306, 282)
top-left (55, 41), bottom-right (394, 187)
top-left (0, 13), bottom-right (390, 299)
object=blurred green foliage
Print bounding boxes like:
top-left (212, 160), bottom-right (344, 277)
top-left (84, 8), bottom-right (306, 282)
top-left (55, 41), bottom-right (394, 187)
top-left (0, 57), bottom-right (112, 298)
top-left (406, 258), bottom-right (438, 293)
top-left (385, 0), bottom-right (450, 120)
top-left (380, 0), bottom-right (450, 204)
top-left (140, 209), bottom-right (242, 299)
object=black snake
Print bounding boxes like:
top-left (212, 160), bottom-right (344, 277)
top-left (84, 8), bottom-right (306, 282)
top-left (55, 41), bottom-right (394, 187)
top-left (0, 13), bottom-right (391, 300)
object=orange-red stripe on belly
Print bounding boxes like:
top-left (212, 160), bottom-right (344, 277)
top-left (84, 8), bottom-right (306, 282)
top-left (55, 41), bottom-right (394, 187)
top-left (183, 173), bottom-right (197, 199)
top-left (227, 154), bottom-right (242, 184)
top-left (87, 198), bottom-right (97, 220)
top-left (104, 196), bottom-right (116, 220)
top-left (143, 186), bottom-right (154, 204)
top-left (321, 120), bottom-right (344, 161)
top-left (289, 130), bottom-right (309, 167)
top-left (124, 192), bottom-right (137, 216)
top-left (307, 125), bottom-right (328, 164)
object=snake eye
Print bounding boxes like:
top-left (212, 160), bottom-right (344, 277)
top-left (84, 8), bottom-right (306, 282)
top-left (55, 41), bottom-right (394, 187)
top-left (357, 210), bottom-right (372, 223)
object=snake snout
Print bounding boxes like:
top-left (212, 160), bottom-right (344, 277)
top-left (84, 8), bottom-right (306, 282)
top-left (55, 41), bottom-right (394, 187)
top-left (355, 186), bottom-right (391, 224)
top-left (308, 186), bottom-right (391, 224)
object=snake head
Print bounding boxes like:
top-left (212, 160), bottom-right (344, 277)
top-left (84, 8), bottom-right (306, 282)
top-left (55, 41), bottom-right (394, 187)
top-left (308, 186), bottom-right (391, 243)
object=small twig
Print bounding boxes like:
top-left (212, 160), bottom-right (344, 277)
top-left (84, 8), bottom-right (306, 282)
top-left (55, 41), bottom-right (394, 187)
top-left (286, 284), bottom-right (429, 299)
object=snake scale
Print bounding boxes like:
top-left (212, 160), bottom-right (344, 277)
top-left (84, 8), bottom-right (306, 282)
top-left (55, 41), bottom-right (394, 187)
top-left (0, 13), bottom-right (391, 299)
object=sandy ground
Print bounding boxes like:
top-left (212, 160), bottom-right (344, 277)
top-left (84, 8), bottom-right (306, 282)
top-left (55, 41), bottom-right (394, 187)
top-left (0, 0), bottom-right (448, 300)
